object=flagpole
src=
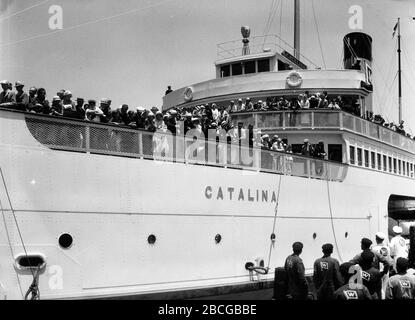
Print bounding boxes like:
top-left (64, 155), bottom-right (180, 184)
top-left (397, 17), bottom-right (402, 124)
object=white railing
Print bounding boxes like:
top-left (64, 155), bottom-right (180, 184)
top-left (9, 110), bottom-right (349, 182)
top-left (231, 110), bottom-right (415, 155)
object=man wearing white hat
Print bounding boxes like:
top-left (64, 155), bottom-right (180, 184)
top-left (390, 226), bottom-right (408, 273)
top-left (372, 232), bottom-right (393, 299)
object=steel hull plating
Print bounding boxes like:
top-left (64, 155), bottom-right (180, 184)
top-left (0, 110), bottom-right (413, 300)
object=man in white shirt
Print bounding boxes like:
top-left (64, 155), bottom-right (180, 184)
top-left (390, 226), bottom-right (408, 272)
top-left (372, 232), bottom-right (393, 299)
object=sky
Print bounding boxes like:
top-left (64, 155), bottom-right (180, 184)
top-left (0, 0), bottom-right (415, 129)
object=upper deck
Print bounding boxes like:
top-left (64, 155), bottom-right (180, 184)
top-left (162, 69), bottom-right (369, 111)
top-left (231, 109), bottom-right (415, 156)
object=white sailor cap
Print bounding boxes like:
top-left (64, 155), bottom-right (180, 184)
top-left (393, 226), bottom-right (403, 234)
top-left (375, 232), bottom-right (386, 240)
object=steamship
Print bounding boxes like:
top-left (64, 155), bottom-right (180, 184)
top-left (1, 2), bottom-right (415, 300)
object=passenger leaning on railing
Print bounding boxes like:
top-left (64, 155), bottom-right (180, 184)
top-left (0, 80), bottom-right (16, 108)
top-left (14, 81), bottom-right (29, 111)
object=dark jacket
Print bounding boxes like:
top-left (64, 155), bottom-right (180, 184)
top-left (313, 256), bottom-right (343, 300)
top-left (350, 249), bottom-right (391, 276)
top-left (284, 254), bottom-right (308, 300)
top-left (361, 267), bottom-right (382, 299)
top-left (334, 284), bottom-right (372, 300)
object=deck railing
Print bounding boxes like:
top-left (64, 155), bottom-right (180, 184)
top-left (13, 111), bottom-right (348, 182)
top-left (231, 110), bottom-right (415, 154)
top-left (216, 34), bottom-right (319, 69)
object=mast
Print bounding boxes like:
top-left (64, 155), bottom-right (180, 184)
top-left (397, 18), bottom-right (402, 124)
top-left (294, 0), bottom-right (300, 60)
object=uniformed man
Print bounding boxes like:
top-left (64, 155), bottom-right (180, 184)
top-left (284, 242), bottom-right (309, 300)
top-left (14, 81), bottom-right (29, 111)
top-left (385, 257), bottom-right (415, 299)
top-left (0, 80), bottom-right (16, 107)
top-left (313, 243), bottom-right (343, 300)
top-left (359, 250), bottom-right (382, 299)
top-left (334, 262), bottom-right (372, 300)
top-left (349, 238), bottom-right (391, 276)
top-left (371, 232), bottom-right (393, 299)
top-left (390, 226), bottom-right (408, 272)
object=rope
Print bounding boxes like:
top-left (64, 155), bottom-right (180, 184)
top-left (24, 266), bottom-right (41, 300)
top-left (266, 173), bottom-right (283, 270)
top-left (0, 167), bottom-right (39, 297)
top-left (311, 0), bottom-right (326, 69)
top-left (0, 192), bottom-right (24, 298)
top-left (325, 177), bottom-right (343, 263)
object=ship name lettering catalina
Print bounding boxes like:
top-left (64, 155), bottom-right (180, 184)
top-left (205, 186), bottom-right (277, 203)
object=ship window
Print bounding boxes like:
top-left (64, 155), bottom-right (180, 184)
top-left (407, 162), bottom-right (410, 176)
top-left (411, 163), bottom-right (414, 177)
top-left (349, 146), bottom-right (355, 165)
top-left (393, 158), bottom-right (397, 174)
top-left (220, 65), bottom-right (230, 78)
top-left (244, 61), bottom-right (256, 74)
top-left (357, 148), bottom-right (362, 166)
top-left (398, 160), bottom-right (402, 175)
top-left (364, 150), bottom-right (369, 167)
top-left (232, 63), bottom-right (243, 76)
top-left (388, 157), bottom-right (392, 173)
top-left (328, 144), bottom-right (342, 163)
top-left (383, 155), bottom-right (387, 172)
top-left (370, 152), bottom-right (376, 169)
top-left (278, 59), bottom-right (290, 71)
top-left (258, 59), bottom-right (270, 72)
top-left (377, 153), bottom-right (381, 170)
top-left (403, 161), bottom-right (406, 176)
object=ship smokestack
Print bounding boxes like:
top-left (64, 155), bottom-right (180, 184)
top-left (343, 32), bottom-right (372, 71)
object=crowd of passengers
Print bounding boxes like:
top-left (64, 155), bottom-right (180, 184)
top-left (0, 80), bottom-right (412, 144)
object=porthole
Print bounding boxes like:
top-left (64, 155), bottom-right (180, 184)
top-left (148, 234), bottom-right (156, 245)
top-left (345, 232), bottom-right (349, 238)
top-left (215, 234), bottom-right (222, 244)
top-left (59, 233), bottom-right (73, 249)
top-left (270, 233), bottom-right (276, 241)
top-left (313, 233), bottom-right (317, 239)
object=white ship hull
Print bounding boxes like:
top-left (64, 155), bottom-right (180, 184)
top-left (0, 110), bottom-right (413, 300)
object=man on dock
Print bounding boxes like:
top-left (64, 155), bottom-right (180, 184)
top-left (334, 262), bottom-right (372, 300)
top-left (390, 226), bottom-right (408, 273)
top-left (350, 238), bottom-right (391, 276)
top-left (385, 257), bottom-right (415, 299)
top-left (371, 232), bottom-right (392, 299)
top-left (284, 242), bottom-right (309, 300)
top-left (313, 243), bottom-right (343, 300)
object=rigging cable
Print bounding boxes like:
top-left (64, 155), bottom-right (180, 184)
top-left (326, 178), bottom-right (343, 263)
top-left (0, 167), bottom-right (39, 299)
top-left (311, 0), bottom-right (326, 69)
top-left (263, 0), bottom-right (277, 36)
top-left (279, 0), bottom-right (283, 48)
top-left (0, 0), bottom-right (176, 48)
top-left (0, 0), bottom-right (51, 23)
top-left (266, 173), bottom-right (283, 270)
